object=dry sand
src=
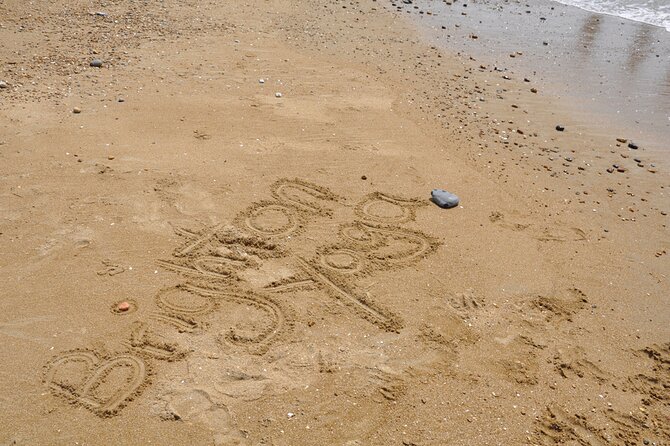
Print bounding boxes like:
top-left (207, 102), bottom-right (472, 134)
top-left (0, 0), bottom-right (668, 445)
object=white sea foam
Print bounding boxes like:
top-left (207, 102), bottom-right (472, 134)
top-left (553, 0), bottom-right (670, 31)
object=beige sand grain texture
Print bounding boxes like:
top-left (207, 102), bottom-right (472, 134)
top-left (0, 0), bottom-right (668, 445)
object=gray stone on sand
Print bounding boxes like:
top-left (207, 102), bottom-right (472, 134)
top-left (431, 189), bottom-right (459, 208)
top-left (90, 59), bottom-right (103, 68)
top-left (0, 81), bottom-right (8, 89)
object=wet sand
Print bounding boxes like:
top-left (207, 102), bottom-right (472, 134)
top-left (1, 0), bottom-right (668, 445)
top-left (405, 0), bottom-right (670, 155)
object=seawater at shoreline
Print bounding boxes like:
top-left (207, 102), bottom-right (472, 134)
top-left (553, 0), bottom-right (670, 32)
top-left (400, 0), bottom-right (670, 154)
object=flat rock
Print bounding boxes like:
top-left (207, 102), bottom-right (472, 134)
top-left (431, 189), bottom-right (459, 208)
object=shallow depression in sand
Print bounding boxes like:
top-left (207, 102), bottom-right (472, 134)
top-left (321, 249), bottom-right (362, 273)
top-left (246, 204), bottom-right (298, 235)
top-left (364, 201), bottom-right (408, 219)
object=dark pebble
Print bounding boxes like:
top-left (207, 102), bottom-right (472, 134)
top-left (555, 125), bottom-right (565, 131)
top-left (361, 175), bottom-right (367, 180)
top-left (628, 142), bottom-right (638, 150)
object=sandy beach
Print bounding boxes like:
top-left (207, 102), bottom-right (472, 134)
top-left (1, 0), bottom-right (668, 444)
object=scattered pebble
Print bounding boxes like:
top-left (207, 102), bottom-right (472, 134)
top-left (628, 142), bottom-right (638, 150)
top-left (259, 79), bottom-right (265, 84)
top-left (0, 81), bottom-right (8, 89)
top-left (73, 107), bottom-right (82, 114)
top-left (275, 92), bottom-right (283, 98)
top-left (90, 59), bottom-right (103, 68)
top-left (117, 301), bottom-right (130, 312)
top-left (555, 125), bottom-right (565, 131)
top-left (118, 98), bottom-right (125, 103)
top-left (530, 88), bottom-right (537, 93)
top-left (361, 175), bottom-right (367, 180)
top-left (616, 137), bottom-right (627, 143)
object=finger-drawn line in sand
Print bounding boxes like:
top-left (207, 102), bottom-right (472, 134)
top-left (125, 321), bottom-right (188, 362)
top-left (318, 247), bottom-right (365, 274)
top-left (271, 178), bottom-right (340, 215)
top-left (156, 285), bottom-right (217, 316)
top-left (96, 259), bottom-right (125, 276)
top-left (183, 283), bottom-right (290, 354)
top-left (150, 312), bottom-right (203, 333)
top-left (236, 201), bottom-right (301, 237)
top-left (295, 257), bottom-right (402, 332)
top-left (156, 258), bottom-right (239, 281)
top-left (44, 350), bottom-right (147, 417)
top-left (173, 223), bottom-right (225, 257)
top-left (264, 275), bottom-right (317, 293)
top-left (336, 222), bottom-right (438, 269)
top-left (365, 224), bottom-right (437, 266)
top-left (171, 223), bottom-right (284, 261)
top-left (339, 221), bottom-right (386, 248)
top-left (354, 192), bottom-right (425, 224)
